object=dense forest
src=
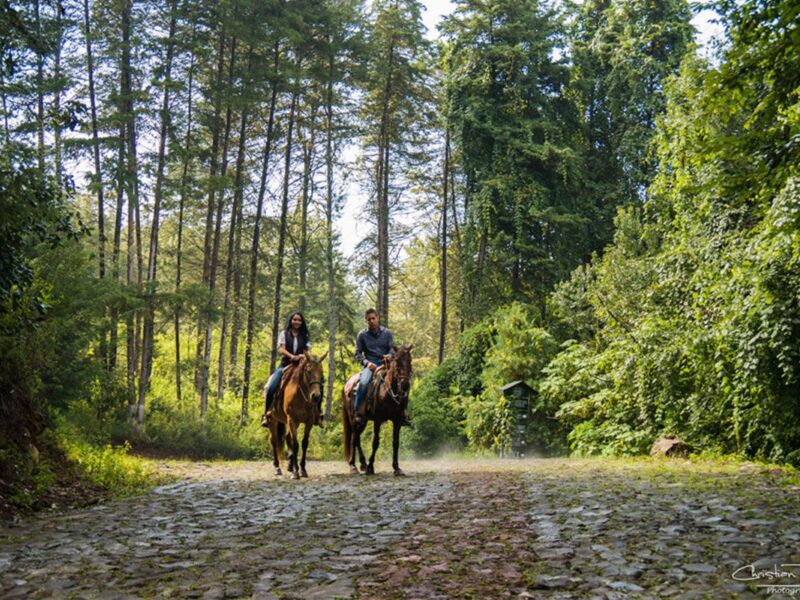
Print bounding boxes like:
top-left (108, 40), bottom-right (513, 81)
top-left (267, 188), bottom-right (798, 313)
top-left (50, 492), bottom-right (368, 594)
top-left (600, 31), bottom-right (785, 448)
top-left (1, 0), bottom-right (798, 510)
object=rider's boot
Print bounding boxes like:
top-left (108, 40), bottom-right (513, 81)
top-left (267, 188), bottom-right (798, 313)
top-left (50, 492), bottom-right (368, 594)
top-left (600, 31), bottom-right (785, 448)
top-left (354, 400), bottom-right (367, 426)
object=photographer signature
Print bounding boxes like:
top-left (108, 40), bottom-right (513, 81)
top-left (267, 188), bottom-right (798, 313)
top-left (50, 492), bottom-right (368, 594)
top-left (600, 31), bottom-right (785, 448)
top-left (731, 563), bottom-right (800, 582)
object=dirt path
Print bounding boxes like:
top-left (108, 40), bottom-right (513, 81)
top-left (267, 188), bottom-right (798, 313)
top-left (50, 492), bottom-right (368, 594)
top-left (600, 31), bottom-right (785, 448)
top-left (1, 458), bottom-right (799, 598)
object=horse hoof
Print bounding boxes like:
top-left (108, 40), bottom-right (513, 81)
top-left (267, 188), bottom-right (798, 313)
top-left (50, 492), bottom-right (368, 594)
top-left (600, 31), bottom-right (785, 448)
top-left (292, 471), bottom-right (300, 480)
top-left (300, 469), bottom-right (308, 478)
top-left (394, 468), bottom-right (406, 477)
top-left (275, 468), bottom-right (282, 476)
top-left (365, 465), bottom-right (375, 476)
top-left (349, 465), bottom-right (359, 475)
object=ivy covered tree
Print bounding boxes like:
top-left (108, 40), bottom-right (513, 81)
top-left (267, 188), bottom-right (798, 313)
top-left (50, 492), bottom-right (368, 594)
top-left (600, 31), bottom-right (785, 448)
top-left (442, 0), bottom-right (585, 323)
top-left (569, 0), bottom-right (693, 249)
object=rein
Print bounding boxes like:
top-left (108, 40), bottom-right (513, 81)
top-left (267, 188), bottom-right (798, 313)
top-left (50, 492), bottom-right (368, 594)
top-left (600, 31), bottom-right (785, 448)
top-left (382, 355), bottom-right (410, 406)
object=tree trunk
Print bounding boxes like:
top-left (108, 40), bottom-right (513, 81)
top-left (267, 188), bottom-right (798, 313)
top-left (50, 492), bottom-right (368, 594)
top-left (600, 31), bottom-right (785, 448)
top-left (381, 141), bottom-right (390, 322)
top-left (241, 43), bottom-right (280, 419)
top-left (439, 127), bottom-right (449, 364)
top-left (218, 102), bottom-right (249, 399)
top-left (1, 67), bottom-right (8, 142)
top-left (298, 105), bottom-right (317, 315)
top-left (83, 0), bottom-right (108, 370)
top-left (375, 133), bottom-right (385, 316)
top-left (323, 53), bottom-right (336, 420)
top-left (138, 0), bottom-right (177, 429)
top-left (35, 0), bottom-right (45, 172)
top-left (376, 41), bottom-right (394, 323)
top-left (195, 31), bottom-right (227, 398)
top-left (53, 0), bottom-right (64, 190)
top-left (227, 178), bottom-right (244, 388)
top-left (269, 85), bottom-right (299, 371)
top-left (83, 0), bottom-right (105, 279)
top-left (200, 37), bottom-right (237, 415)
top-left (174, 29), bottom-right (197, 405)
top-left (109, 122), bottom-right (126, 371)
top-left (120, 0), bottom-right (138, 418)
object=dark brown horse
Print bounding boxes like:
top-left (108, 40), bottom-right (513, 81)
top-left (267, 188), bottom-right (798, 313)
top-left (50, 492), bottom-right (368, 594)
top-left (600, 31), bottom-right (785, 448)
top-left (268, 351), bottom-right (327, 479)
top-left (342, 345), bottom-right (413, 476)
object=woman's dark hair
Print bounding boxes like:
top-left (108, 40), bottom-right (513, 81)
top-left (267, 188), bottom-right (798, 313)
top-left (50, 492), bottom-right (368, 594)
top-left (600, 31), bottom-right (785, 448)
top-left (285, 311), bottom-right (309, 339)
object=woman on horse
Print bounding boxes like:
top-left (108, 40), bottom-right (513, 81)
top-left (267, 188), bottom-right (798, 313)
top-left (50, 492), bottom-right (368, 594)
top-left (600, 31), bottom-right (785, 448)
top-left (261, 311), bottom-right (312, 427)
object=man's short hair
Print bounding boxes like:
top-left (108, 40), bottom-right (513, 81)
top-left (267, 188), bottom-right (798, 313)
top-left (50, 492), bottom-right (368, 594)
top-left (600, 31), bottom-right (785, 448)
top-left (365, 308), bottom-right (379, 318)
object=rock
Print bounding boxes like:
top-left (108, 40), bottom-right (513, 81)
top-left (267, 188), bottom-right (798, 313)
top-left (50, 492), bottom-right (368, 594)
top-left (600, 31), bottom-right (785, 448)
top-left (531, 575), bottom-right (573, 589)
top-left (201, 584), bottom-right (224, 599)
top-left (608, 581), bottom-right (645, 592)
top-left (650, 435), bottom-right (690, 457)
top-left (683, 563), bottom-right (716, 574)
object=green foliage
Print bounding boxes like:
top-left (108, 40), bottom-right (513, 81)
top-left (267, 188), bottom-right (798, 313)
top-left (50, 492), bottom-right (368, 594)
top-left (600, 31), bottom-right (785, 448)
top-left (443, 0), bottom-right (586, 320)
top-left (408, 303), bottom-right (564, 455)
top-left (403, 357), bottom-right (465, 456)
top-left (541, 0), bottom-right (800, 462)
top-left (570, 0), bottom-right (693, 199)
top-left (403, 316), bottom-right (495, 455)
top-left (0, 445), bottom-right (57, 512)
top-left (466, 304), bottom-right (560, 452)
top-left (62, 438), bottom-right (160, 495)
top-left (0, 143), bottom-right (84, 329)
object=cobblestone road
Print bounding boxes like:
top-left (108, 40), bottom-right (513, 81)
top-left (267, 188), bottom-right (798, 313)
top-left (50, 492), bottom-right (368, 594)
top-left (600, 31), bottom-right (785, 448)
top-left (1, 458), bottom-right (798, 598)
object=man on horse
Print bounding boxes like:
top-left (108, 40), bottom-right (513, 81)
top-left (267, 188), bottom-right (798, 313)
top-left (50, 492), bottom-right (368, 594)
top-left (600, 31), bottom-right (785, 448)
top-left (354, 308), bottom-right (411, 427)
top-left (261, 311), bottom-right (312, 427)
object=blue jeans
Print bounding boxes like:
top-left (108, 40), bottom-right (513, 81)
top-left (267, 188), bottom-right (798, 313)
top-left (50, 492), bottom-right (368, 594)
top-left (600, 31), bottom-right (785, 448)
top-left (264, 366), bottom-right (284, 413)
top-left (355, 362), bottom-right (379, 412)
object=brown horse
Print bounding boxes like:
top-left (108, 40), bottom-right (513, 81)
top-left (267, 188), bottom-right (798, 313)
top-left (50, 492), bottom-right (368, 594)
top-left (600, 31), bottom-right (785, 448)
top-left (268, 351), bottom-right (327, 479)
top-left (342, 345), bottom-right (413, 476)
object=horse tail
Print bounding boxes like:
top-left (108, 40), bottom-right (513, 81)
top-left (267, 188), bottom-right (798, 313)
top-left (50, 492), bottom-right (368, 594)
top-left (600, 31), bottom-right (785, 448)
top-left (342, 390), bottom-right (352, 463)
top-left (277, 421), bottom-right (286, 456)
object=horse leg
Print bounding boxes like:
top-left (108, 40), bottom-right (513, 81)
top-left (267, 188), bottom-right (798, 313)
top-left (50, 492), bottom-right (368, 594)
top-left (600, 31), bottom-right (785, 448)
top-left (366, 421), bottom-right (381, 476)
top-left (300, 423), bottom-right (310, 478)
top-left (343, 395), bottom-right (357, 474)
top-left (288, 421), bottom-right (300, 480)
top-left (347, 418), bottom-right (359, 475)
top-left (392, 420), bottom-right (405, 476)
top-left (355, 424), bottom-right (368, 473)
top-left (284, 426), bottom-right (294, 477)
top-left (271, 423), bottom-right (282, 477)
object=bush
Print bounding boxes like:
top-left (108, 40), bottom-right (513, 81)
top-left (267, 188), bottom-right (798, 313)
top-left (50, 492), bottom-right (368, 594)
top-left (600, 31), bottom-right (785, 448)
top-left (63, 439), bottom-right (159, 495)
top-left (465, 303), bottom-right (562, 453)
top-left (404, 358), bottom-right (465, 456)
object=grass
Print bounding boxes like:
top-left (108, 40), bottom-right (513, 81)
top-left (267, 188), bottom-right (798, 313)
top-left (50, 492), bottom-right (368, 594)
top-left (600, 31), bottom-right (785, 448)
top-left (63, 438), bottom-right (174, 496)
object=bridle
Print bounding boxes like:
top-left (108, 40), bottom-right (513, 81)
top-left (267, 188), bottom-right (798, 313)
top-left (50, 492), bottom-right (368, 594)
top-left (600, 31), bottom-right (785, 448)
top-left (297, 359), bottom-right (324, 407)
top-left (384, 351), bottom-right (411, 405)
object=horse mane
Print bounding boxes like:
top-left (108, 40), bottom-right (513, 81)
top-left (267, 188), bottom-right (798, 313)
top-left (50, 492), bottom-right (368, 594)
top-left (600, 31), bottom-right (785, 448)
top-left (290, 355), bottom-right (308, 383)
top-left (384, 345), bottom-right (412, 385)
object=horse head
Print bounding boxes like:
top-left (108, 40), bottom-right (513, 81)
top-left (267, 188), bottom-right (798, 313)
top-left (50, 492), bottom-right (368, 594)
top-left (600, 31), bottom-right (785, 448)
top-left (302, 350), bottom-right (328, 426)
top-left (387, 344), bottom-right (413, 400)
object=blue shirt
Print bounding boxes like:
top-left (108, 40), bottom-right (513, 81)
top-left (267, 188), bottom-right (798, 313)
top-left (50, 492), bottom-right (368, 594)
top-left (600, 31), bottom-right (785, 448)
top-left (355, 326), bottom-right (395, 367)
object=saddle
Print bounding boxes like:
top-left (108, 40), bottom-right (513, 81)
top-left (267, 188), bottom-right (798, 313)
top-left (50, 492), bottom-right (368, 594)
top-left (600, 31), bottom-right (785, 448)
top-left (272, 363), bottom-right (298, 418)
top-left (344, 367), bottom-right (385, 414)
